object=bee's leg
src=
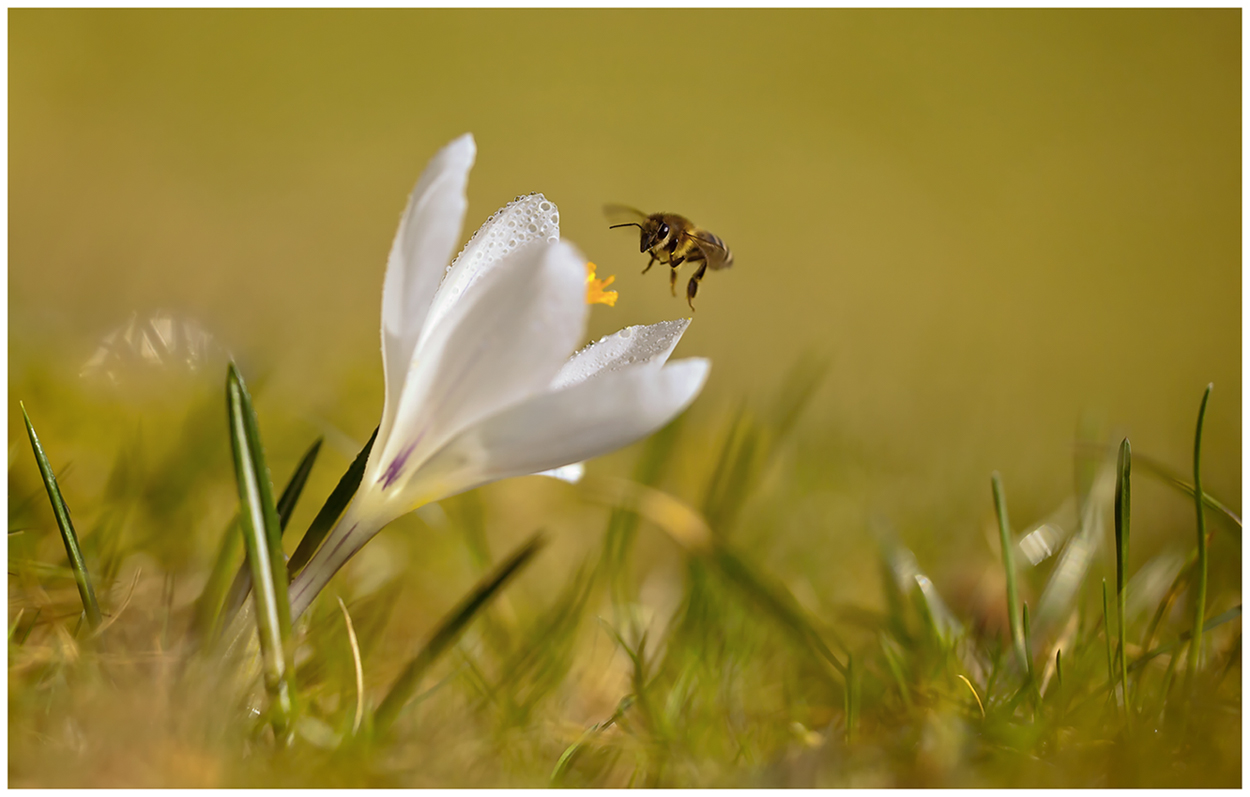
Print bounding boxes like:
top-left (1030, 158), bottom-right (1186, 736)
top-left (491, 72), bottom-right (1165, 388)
top-left (642, 254), bottom-right (657, 275)
top-left (669, 265), bottom-right (679, 297)
top-left (686, 261), bottom-right (708, 311)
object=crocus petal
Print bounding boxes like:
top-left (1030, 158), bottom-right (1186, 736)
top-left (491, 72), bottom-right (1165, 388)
top-left (409, 358), bottom-right (710, 500)
top-left (418, 193), bottom-right (561, 351)
top-left (551, 318), bottom-right (692, 391)
top-left (537, 462), bottom-right (585, 484)
top-left (373, 240), bottom-right (590, 491)
top-left (378, 134), bottom-right (476, 451)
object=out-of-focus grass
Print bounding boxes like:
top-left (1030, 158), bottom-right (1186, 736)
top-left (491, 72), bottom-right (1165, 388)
top-left (8, 356), bottom-right (1240, 787)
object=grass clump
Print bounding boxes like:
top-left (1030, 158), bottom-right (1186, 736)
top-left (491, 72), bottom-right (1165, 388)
top-left (8, 362), bottom-right (1240, 787)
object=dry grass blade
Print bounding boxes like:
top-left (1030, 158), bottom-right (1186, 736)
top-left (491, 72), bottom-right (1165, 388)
top-left (337, 597), bottom-right (365, 735)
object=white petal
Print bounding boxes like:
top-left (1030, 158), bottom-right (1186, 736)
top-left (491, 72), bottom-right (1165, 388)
top-left (551, 318), bottom-right (691, 390)
top-left (372, 240), bottom-right (589, 491)
top-left (419, 193), bottom-right (561, 350)
top-left (412, 358), bottom-right (710, 499)
top-left (536, 462), bottom-right (585, 484)
top-left (378, 134), bottom-right (476, 451)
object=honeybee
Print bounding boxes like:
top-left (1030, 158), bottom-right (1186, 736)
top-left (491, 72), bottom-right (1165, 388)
top-left (605, 204), bottom-right (733, 310)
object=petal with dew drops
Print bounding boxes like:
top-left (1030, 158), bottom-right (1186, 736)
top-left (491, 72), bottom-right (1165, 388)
top-left (379, 134), bottom-right (476, 450)
top-left (412, 358), bottom-right (710, 500)
top-left (373, 241), bottom-right (590, 492)
top-left (552, 318), bottom-right (692, 391)
top-left (419, 193), bottom-right (562, 350)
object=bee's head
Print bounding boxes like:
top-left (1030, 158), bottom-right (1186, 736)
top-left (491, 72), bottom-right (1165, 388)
top-left (642, 219), bottom-right (671, 252)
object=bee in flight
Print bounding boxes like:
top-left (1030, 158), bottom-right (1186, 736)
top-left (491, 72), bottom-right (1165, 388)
top-left (605, 204), bottom-right (733, 310)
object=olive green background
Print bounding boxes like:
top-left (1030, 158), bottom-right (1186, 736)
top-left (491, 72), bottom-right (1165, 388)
top-left (10, 10), bottom-right (1241, 531)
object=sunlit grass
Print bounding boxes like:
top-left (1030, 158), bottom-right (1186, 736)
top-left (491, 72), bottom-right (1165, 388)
top-left (8, 359), bottom-right (1240, 787)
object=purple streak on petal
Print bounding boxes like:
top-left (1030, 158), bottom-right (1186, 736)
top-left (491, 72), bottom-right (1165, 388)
top-left (381, 442), bottom-right (417, 488)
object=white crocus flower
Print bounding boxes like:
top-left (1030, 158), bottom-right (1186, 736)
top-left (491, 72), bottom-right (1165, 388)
top-left (288, 134), bottom-right (709, 619)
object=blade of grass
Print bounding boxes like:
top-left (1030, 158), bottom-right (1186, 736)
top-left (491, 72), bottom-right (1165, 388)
top-left (1130, 604), bottom-right (1241, 673)
top-left (956, 674), bottom-right (986, 719)
top-left (600, 620), bottom-right (662, 738)
top-left (550, 696), bottom-right (632, 787)
top-left (1066, 604), bottom-right (1241, 720)
top-left (1022, 602), bottom-right (1034, 683)
top-left (21, 403), bottom-right (102, 631)
top-left (1114, 438), bottom-right (1131, 725)
top-left (221, 437), bottom-right (324, 623)
top-left (190, 515), bottom-right (244, 645)
top-left (879, 633), bottom-right (914, 710)
top-left (336, 597), bottom-right (365, 736)
top-left (709, 545), bottom-right (847, 677)
top-left (287, 427), bottom-right (377, 578)
top-left (1184, 384), bottom-right (1213, 695)
top-left (226, 364), bottom-right (296, 737)
top-left (991, 472), bottom-right (1024, 668)
top-left (1134, 453), bottom-right (1240, 533)
top-left (1101, 580), bottom-right (1114, 702)
top-left (1076, 442), bottom-right (1240, 532)
top-left (845, 652), bottom-right (860, 743)
top-left (9, 609), bottom-right (25, 643)
top-left (373, 533), bottom-right (546, 735)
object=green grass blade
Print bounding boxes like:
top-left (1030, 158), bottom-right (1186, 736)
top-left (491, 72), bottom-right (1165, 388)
top-left (1070, 604), bottom-right (1243, 719)
top-left (991, 472), bottom-right (1024, 668)
top-left (1130, 604), bottom-right (1241, 674)
top-left (1101, 579), bottom-right (1114, 691)
top-left (190, 513), bottom-right (244, 644)
top-left (225, 364), bottom-right (296, 736)
top-left (1077, 440), bottom-right (1241, 533)
top-left (373, 533), bottom-right (546, 735)
top-left (1185, 384), bottom-right (1213, 694)
top-left (287, 426), bottom-right (377, 578)
top-left (1114, 438), bottom-right (1131, 724)
top-left (9, 609), bottom-right (25, 643)
top-left (1130, 452), bottom-right (1241, 533)
top-left (1022, 602), bottom-right (1033, 683)
top-left (220, 436), bottom-right (324, 623)
top-left (20, 403), bottom-right (102, 630)
top-left (709, 545), bottom-right (847, 677)
top-left (275, 437), bottom-right (323, 529)
top-left (879, 633), bottom-right (913, 710)
top-left (845, 651), bottom-right (859, 743)
top-left (1141, 553), bottom-right (1193, 661)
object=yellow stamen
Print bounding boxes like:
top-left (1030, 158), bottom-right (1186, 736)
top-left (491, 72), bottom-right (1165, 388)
top-left (585, 262), bottom-right (618, 307)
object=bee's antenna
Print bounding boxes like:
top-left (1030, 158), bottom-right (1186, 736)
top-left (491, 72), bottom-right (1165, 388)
top-left (609, 223), bottom-right (642, 230)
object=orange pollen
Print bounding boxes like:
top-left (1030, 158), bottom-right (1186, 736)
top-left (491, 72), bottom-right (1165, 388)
top-left (585, 262), bottom-right (618, 307)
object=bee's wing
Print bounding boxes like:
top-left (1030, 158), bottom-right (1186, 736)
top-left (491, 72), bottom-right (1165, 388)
top-left (687, 229), bottom-right (734, 270)
top-left (603, 203), bottom-right (650, 228)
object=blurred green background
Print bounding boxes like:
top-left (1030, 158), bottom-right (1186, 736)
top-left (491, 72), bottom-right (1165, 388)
top-left (10, 9), bottom-right (1240, 571)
